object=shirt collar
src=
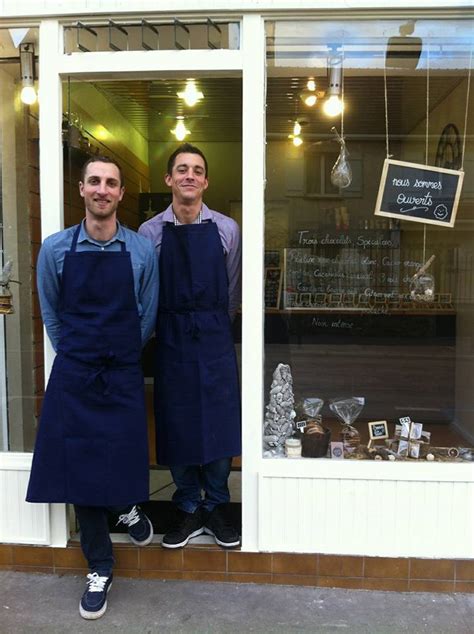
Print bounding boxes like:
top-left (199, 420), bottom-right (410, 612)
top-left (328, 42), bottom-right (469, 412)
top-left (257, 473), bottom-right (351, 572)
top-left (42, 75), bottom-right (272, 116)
top-left (78, 219), bottom-right (125, 247)
top-left (163, 203), bottom-right (212, 223)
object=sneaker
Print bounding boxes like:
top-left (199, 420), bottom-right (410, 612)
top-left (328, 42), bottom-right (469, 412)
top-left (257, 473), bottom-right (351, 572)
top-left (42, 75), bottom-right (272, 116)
top-left (204, 505), bottom-right (240, 548)
top-left (79, 572), bottom-right (113, 620)
top-left (116, 505), bottom-right (154, 546)
top-left (162, 508), bottom-right (205, 549)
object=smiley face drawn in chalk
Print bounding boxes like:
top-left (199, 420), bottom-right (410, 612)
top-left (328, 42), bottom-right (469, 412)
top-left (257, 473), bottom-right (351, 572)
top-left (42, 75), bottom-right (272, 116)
top-left (434, 204), bottom-right (448, 220)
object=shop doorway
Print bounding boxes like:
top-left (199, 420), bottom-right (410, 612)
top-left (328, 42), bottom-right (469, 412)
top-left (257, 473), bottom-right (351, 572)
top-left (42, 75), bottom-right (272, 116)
top-left (63, 73), bottom-right (243, 538)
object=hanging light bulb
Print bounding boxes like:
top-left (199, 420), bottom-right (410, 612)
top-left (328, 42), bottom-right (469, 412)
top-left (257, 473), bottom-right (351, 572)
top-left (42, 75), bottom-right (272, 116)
top-left (300, 91), bottom-right (317, 107)
top-left (307, 78), bottom-right (316, 91)
top-left (323, 95), bottom-right (344, 117)
top-left (288, 134), bottom-right (303, 147)
top-left (171, 117), bottom-right (190, 141)
top-left (293, 120), bottom-right (302, 136)
top-left (20, 43), bottom-right (37, 105)
top-left (177, 79), bottom-right (204, 107)
top-left (323, 55), bottom-right (344, 118)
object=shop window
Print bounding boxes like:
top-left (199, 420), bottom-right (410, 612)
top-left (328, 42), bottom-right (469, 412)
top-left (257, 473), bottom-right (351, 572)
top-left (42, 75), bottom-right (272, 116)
top-left (264, 18), bottom-right (474, 463)
top-left (0, 27), bottom-right (42, 452)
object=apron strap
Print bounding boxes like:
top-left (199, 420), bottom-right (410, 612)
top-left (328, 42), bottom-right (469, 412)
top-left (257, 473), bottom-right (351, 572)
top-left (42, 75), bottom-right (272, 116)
top-left (70, 224), bottom-right (82, 252)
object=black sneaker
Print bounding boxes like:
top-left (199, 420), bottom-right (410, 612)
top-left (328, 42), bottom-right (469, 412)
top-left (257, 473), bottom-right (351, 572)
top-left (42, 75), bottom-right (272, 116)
top-left (116, 505), bottom-right (154, 546)
top-left (204, 505), bottom-right (240, 548)
top-left (79, 572), bottom-right (113, 620)
top-left (162, 508), bottom-right (205, 549)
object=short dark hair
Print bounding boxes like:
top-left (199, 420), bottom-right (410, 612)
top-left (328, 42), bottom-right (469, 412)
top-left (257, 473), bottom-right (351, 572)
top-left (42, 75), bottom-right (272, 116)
top-left (80, 155), bottom-right (124, 187)
top-left (167, 143), bottom-right (208, 178)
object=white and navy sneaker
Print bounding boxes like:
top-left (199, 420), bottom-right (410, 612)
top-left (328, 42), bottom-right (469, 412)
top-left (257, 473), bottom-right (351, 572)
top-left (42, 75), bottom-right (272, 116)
top-left (116, 505), bottom-right (154, 546)
top-left (79, 572), bottom-right (113, 620)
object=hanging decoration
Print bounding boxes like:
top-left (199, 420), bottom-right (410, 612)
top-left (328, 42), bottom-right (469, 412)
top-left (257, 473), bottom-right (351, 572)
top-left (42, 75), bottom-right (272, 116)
top-left (374, 37), bottom-right (470, 228)
top-left (330, 126), bottom-right (352, 189)
top-left (0, 260), bottom-right (19, 315)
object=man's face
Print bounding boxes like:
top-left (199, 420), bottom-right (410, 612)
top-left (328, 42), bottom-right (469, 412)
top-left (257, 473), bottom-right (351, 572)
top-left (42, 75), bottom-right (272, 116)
top-left (79, 161), bottom-right (124, 220)
top-left (165, 152), bottom-right (208, 205)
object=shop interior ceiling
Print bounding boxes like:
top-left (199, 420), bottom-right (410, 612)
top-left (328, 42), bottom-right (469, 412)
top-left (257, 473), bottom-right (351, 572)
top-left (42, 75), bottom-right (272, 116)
top-left (0, 28), bottom-right (466, 144)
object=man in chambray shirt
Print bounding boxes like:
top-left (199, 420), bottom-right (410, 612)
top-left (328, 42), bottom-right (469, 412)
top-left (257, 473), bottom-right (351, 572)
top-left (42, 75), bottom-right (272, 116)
top-left (27, 156), bottom-right (158, 620)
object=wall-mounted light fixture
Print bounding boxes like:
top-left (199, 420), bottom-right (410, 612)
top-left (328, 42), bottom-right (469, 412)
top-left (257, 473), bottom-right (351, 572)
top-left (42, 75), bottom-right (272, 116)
top-left (177, 79), bottom-right (204, 107)
top-left (20, 43), bottom-right (37, 105)
top-left (171, 116), bottom-right (190, 141)
top-left (322, 55), bottom-right (344, 117)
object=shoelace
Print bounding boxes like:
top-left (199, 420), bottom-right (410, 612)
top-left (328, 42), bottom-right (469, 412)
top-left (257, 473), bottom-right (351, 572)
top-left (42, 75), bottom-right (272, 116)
top-left (86, 572), bottom-right (108, 593)
top-left (116, 505), bottom-right (140, 527)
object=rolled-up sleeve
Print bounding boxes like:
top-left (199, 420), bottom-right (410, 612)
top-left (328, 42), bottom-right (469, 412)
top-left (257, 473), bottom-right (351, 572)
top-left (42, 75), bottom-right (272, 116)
top-left (139, 242), bottom-right (159, 344)
top-left (37, 239), bottom-right (61, 351)
top-left (226, 222), bottom-right (242, 320)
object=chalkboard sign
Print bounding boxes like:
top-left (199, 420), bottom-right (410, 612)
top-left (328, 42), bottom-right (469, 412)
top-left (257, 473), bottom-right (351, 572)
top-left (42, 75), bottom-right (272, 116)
top-left (264, 268), bottom-right (282, 309)
top-left (374, 159), bottom-right (464, 228)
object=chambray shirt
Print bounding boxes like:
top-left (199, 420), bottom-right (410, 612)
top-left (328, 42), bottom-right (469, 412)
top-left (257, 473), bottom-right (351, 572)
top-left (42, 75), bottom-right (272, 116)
top-left (138, 204), bottom-right (241, 318)
top-left (37, 220), bottom-right (159, 351)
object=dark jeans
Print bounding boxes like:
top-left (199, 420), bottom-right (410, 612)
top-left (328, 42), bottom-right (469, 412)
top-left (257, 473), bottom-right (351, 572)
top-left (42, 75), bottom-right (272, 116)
top-left (170, 457), bottom-right (232, 514)
top-left (74, 504), bottom-right (132, 576)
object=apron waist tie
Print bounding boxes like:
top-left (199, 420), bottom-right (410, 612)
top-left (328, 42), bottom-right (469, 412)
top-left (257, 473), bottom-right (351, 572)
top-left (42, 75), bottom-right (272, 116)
top-left (62, 352), bottom-right (137, 396)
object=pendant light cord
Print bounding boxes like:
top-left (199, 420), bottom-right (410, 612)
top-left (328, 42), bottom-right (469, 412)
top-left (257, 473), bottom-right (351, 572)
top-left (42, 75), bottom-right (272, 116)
top-left (461, 45), bottom-right (473, 171)
top-left (383, 51), bottom-right (390, 159)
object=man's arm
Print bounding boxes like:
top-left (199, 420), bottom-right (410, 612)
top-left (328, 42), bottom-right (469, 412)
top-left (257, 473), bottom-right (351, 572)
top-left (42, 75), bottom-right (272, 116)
top-left (139, 242), bottom-right (159, 345)
top-left (36, 239), bottom-right (61, 352)
top-left (226, 221), bottom-right (242, 320)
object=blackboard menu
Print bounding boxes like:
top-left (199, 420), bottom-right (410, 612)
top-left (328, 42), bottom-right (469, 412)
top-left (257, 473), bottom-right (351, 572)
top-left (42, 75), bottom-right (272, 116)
top-left (375, 159), bottom-right (464, 228)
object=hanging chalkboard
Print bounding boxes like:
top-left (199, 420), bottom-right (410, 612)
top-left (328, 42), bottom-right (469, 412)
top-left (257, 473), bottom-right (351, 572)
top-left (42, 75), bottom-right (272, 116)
top-left (374, 159), bottom-right (464, 228)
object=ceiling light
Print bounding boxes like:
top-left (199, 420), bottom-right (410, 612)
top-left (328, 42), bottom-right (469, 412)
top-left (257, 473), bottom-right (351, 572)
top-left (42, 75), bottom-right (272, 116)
top-left (323, 55), bottom-right (344, 117)
top-left (323, 95), bottom-right (344, 117)
top-left (306, 78), bottom-right (316, 91)
top-left (293, 120), bottom-right (302, 136)
top-left (171, 117), bottom-right (190, 141)
top-left (288, 134), bottom-right (303, 147)
top-left (177, 79), bottom-right (204, 107)
top-left (300, 91), bottom-right (317, 107)
top-left (20, 43), bottom-right (37, 105)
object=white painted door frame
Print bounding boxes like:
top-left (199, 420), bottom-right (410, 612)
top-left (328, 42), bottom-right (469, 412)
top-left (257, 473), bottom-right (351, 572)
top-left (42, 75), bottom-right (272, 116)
top-left (38, 16), bottom-right (266, 550)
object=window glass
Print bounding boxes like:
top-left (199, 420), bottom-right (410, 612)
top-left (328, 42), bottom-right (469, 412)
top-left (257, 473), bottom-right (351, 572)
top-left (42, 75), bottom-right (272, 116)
top-left (264, 19), bottom-right (474, 460)
top-left (0, 27), bottom-right (41, 451)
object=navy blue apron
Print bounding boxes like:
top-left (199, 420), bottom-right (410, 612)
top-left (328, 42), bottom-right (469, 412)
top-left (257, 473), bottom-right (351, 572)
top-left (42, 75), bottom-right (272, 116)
top-left (154, 221), bottom-right (241, 466)
top-left (27, 224), bottom-right (149, 506)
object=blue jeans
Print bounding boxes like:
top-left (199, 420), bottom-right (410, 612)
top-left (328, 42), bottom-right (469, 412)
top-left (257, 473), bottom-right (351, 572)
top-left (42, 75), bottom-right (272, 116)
top-left (170, 457), bottom-right (232, 514)
top-left (74, 504), bottom-right (132, 576)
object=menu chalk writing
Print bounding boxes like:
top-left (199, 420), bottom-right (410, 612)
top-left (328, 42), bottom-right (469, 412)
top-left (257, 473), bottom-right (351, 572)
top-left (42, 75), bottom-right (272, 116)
top-left (264, 268), bottom-right (282, 309)
top-left (375, 159), bottom-right (464, 228)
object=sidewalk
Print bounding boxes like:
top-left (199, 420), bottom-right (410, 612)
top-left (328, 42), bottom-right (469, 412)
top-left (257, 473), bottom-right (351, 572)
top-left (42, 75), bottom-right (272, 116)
top-left (0, 570), bottom-right (473, 633)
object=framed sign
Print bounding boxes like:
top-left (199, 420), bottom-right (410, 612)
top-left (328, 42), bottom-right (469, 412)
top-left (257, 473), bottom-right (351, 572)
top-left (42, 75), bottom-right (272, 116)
top-left (367, 420), bottom-right (389, 448)
top-left (264, 268), bottom-right (282, 309)
top-left (374, 159), bottom-right (464, 227)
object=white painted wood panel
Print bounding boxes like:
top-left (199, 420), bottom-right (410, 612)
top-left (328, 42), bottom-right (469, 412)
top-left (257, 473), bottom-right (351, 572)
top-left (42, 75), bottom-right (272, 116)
top-left (258, 463), bottom-right (474, 557)
top-left (2, 0), bottom-right (473, 19)
top-left (0, 454), bottom-right (50, 545)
